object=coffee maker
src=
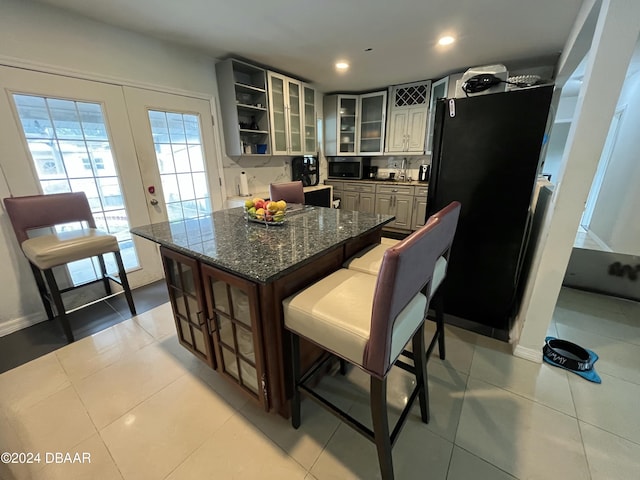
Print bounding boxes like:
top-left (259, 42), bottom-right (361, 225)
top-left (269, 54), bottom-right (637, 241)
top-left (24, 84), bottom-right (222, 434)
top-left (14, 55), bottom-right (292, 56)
top-left (291, 156), bottom-right (319, 186)
top-left (418, 164), bottom-right (431, 183)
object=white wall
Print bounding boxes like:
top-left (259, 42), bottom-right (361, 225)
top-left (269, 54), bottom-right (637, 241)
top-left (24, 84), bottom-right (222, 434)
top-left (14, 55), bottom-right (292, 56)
top-left (515, 0), bottom-right (640, 360)
top-left (0, 0), bottom-right (218, 96)
top-left (589, 70), bottom-right (640, 255)
top-left (0, 0), bottom-right (225, 333)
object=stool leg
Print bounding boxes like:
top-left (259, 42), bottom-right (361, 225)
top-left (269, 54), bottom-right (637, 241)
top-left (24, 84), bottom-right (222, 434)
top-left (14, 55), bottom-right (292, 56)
top-left (114, 251), bottom-right (136, 316)
top-left (371, 376), bottom-right (394, 480)
top-left (412, 323), bottom-right (430, 424)
top-left (29, 262), bottom-right (54, 320)
top-left (97, 254), bottom-right (112, 296)
top-left (434, 292), bottom-right (446, 360)
top-left (290, 332), bottom-right (301, 429)
top-left (43, 268), bottom-right (74, 343)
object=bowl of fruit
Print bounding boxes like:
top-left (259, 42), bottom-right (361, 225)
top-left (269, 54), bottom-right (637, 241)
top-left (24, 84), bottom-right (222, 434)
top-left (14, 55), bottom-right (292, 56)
top-left (243, 197), bottom-right (287, 225)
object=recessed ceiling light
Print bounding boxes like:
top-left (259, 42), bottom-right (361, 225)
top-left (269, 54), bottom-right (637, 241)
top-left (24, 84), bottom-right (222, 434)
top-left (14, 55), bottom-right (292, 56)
top-left (438, 36), bottom-right (455, 46)
top-left (335, 61), bottom-right (350, 71)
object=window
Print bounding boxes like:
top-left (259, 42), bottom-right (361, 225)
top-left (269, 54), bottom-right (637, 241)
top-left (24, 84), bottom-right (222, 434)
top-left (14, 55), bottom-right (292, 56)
top-left (12, 94), bottom-right (139, 284)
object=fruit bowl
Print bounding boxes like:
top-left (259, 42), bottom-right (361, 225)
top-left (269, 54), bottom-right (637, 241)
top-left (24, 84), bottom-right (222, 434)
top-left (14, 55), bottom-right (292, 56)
top-left (243, 198), bottom-right (287, 225)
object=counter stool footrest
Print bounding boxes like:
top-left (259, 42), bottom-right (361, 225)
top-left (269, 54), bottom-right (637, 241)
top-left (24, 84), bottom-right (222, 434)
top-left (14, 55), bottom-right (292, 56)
top-left (297, 368), bottom-right (424, 448)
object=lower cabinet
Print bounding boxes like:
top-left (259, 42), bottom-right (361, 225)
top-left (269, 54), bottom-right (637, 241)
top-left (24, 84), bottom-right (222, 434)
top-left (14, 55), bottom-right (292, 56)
top-left (412, 186), bottom-right (429, 230)
top-left (342, 182), bottom-right (376, 213)
top-left (160, 246), bottom-right (268, 408)
top-left (326, 180), bottom-right (428, 231)
top-left (201, 264), bottom-right (268, 408)
top-left (160, 247), bottom-right (216, 369)
top-left (375, 184), bottom-right (414, 230)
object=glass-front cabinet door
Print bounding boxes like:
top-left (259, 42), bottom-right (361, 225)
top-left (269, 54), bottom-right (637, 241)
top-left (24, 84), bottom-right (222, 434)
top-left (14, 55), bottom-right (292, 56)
top-left (302, 84), bottom-right (317, 154)
top-left (286, 79), bottom-right (303, 154)
top-left (160, 247), bottom-right (215, 368)
top-left (359, 91), bottom-right (387, 154)
top-left (268, 74), bottom-right (288, 154)
top-left (268, 72), bottom-right (303, 155)
top-left (338, 95), bottom-right (358, 154)
top-left (202, 264), bottom-right (268, 408)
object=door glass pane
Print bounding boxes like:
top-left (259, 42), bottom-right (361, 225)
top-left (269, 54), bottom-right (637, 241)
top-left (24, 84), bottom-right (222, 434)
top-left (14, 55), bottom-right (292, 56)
top-left (148, 110), bottom-right (211, 221)
top-left (12, 94), bottom-right (139, 285)
top-left (222, 348), bottom-right (239, 380)
top-left (271, 77), bottom-right (287, 151)
top-left (218, 316), bottom-right (234, 347)
top-left (239, 359), bottom-right (258, 393)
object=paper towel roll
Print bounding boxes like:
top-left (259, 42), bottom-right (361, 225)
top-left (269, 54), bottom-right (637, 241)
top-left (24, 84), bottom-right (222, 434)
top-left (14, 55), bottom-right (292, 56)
top-left (239, 171), bottom-right (250, 197)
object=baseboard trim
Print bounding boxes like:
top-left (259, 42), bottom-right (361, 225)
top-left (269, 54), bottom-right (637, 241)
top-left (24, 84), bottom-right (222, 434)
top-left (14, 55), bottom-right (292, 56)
top-left (0, 313), bottom-right (46, 337)
top-left (513, 344), bottom-right (543, 363)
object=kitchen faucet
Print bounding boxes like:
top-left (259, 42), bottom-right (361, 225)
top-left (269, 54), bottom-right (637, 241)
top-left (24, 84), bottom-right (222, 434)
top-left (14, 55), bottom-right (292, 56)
top-left (399, 157), bottom-right (407, 182)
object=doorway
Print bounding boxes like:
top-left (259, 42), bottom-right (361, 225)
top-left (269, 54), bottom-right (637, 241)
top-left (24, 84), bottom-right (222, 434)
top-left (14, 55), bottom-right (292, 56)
top-left (0, 66), bottom-right (224, 292)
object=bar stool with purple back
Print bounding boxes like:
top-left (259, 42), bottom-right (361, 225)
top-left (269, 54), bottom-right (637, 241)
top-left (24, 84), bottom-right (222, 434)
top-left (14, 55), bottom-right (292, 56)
top-left (269, 180), bottom-right (305, 204)
top-left (3, 192), bottom-right (136, 342)
top-left (283, 201), bottom-right (461, 479)
top-left (343, 204), bottom-right (461, 361)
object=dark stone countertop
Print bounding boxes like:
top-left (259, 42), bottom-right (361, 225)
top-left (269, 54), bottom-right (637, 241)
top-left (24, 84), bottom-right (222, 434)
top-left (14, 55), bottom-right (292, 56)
top-left (131, 206), bottom-right (394, 284)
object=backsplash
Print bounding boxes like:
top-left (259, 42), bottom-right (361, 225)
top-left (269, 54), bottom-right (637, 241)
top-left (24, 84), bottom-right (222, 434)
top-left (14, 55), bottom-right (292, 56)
top-left (371, 156), bottom-right (431, 182)
top-left (222, 154), bottom-right (430, 198)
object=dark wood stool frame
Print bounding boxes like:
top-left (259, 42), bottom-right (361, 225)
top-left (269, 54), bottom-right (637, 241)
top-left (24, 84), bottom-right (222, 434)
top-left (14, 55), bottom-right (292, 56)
top-left (4, 192), bottom-right (136, 342)
top-left (286, 201), bottom-right (461, 479)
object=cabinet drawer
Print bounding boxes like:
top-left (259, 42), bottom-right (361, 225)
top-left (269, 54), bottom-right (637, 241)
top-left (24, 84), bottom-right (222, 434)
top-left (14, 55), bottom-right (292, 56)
top-left (414, 186), bottom-right (428, 196)
top-left (324, 180), bottom-right (344, 191)
top-left (343, 182), bottom-right (376, 193)
top-left (376, 184), bottom-right (413, 196)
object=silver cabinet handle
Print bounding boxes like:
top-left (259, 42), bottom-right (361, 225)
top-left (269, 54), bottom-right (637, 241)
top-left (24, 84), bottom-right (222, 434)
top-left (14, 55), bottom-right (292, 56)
top-left (150, 199), bottom-right (159, 206)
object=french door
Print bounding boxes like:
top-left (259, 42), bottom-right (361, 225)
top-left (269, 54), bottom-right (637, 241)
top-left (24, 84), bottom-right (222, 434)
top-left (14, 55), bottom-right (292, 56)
top-left (0, 66), bottom-right (222, 289)
top-left (123, 87), bottom-right (224, 224)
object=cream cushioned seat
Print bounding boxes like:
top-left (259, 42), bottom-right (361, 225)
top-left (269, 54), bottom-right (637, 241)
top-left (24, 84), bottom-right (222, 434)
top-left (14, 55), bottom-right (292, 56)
top-left (3, 191), bottom-right (136, 344)
top-left (283, 268), bottom-right (427, 367)
top-left (22, 228), bottom-right (119, 269)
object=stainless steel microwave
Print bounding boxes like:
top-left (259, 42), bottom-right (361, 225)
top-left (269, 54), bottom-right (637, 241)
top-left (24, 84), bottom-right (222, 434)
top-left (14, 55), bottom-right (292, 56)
top-left (328, 157), bottom-right (371, 179)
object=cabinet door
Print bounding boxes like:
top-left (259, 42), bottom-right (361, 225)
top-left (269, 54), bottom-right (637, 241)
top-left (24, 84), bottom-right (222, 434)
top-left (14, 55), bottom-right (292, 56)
top-left (160, 247), bottom-right (215, 368)
top-left (342, 191), bottom-right (359, 211)
top-left (201, 264), bottom-right (268, 408)
top-left (385, 109), bottom-right (408, 153)
top-left (302, 85), bottom-right (317, 154)
top-left (359, 192), bottom-right (376, 213)
top-left (216, 59), bottom-right (269, 156)
top-left (393, 194), bottom-right (414, 229)
top-left (412, 196), bottom-right (428, 230)
top-left (287, 79), bottom-right (303, 154)
top-left (338, 96), bottom-right (358, 154)
top-left (268, 73), bottom-right (288, 154)
top-left (406, 107), bottom-right (428, 152)
top-left (359, 91), bottom-right (386, 154)
top-left (375, 194), bottom-right (393, 217)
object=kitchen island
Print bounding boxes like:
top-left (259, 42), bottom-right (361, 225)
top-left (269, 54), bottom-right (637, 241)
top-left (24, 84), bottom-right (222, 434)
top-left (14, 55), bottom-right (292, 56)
top-left (131, 206), bottom-right (394, 416)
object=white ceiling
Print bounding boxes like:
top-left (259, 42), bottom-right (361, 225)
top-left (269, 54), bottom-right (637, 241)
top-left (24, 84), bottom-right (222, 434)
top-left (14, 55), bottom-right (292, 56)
top-left (33, 0), bottom-right (585, 92)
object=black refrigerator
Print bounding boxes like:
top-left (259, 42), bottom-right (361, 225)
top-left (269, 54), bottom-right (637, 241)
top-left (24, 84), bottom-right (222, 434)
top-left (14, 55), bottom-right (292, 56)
top-left (427, 85), bottom-right (554, 338)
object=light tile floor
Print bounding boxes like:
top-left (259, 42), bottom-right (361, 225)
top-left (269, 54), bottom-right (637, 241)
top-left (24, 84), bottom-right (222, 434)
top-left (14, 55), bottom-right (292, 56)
top-left (1, 287), bottom-right (638, 479)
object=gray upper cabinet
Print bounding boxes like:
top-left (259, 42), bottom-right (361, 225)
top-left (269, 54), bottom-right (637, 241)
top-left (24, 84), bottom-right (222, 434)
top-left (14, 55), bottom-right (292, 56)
top-left (268, 71), bottom-right (304, 155)
top-left (302, 85), bottom-right (317, 155)
top-left (216, 59), bottom-right (271, 156)
top-left (385, 80), bottom-right (431, 155)
top-left (324, 91), bottom-right (387, 156)
top-left (358, 91), bottom-right (387, 155)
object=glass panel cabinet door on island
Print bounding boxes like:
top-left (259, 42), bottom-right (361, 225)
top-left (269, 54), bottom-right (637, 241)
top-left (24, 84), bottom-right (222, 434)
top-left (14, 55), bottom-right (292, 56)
top-left (201, 264), bottom-right (268, 408)
top-left (160, 247), bottom-right (215, 368)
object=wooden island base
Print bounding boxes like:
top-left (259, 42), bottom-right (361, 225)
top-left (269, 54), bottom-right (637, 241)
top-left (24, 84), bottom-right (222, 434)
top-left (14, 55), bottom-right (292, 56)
top-left (132, 207), bottom-right (392, 417)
